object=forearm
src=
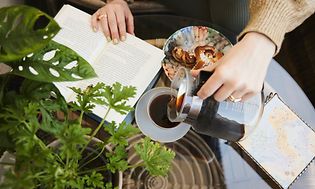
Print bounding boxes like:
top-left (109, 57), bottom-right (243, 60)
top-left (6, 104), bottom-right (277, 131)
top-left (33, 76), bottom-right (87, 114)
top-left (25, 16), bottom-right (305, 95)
top-left (238, 0), bottom-right (315, 55)
top-left (241, 32), bottom-right (275, 60)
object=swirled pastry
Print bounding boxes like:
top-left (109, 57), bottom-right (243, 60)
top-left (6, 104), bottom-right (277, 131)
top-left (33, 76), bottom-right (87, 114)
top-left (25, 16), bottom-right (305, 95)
top-left (193, 45), bottom-right (223, 70)
top-left (171, 47), bottom-right (196, 68)
top-left (171, 45), bottom-right (223, 70)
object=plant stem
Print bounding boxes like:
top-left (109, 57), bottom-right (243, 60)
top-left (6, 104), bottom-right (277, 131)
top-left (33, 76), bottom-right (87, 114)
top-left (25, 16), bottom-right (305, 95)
top-left (21, 121), bottom-right (50, 154)
top-left (21, 121), bottom-right (34, 134)
top-left (78, 143), bottom-right (107, 170)
top-left (79, 111), bottom-right (84, 126)
top-left (66, 154), bottom-right (70, 169)
top-left (78, 165), bottom-right (108, 175)
top-left (54, 154), bottom-right (65, 166)
top-left (78, 147), bottom-right (97, 164)
top-left (21, 121), bottom-right (55, 162)
top-left (128, 162), bottom-right (145, 169)
top-left (0, 162), bottom-right (15, 166)
top-left (91, 107), bottom-right (111, 139)
top-left (80, 107), bottom-right (111, 154)
top-left (26, 171), bottom-right (48, 183)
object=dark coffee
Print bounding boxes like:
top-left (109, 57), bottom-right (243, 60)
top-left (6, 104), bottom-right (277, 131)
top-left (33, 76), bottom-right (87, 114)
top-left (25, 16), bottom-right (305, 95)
top-left (149, 94), bottom-right (180, 128)
top-left (176, 93), bottom-right (185, 112)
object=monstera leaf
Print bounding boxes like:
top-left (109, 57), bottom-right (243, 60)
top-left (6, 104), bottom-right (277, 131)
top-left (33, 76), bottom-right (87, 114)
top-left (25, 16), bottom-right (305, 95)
top-left (8, 41), bottom-right (97, 82)
top-left (0, 5), bottom-right (60, 62)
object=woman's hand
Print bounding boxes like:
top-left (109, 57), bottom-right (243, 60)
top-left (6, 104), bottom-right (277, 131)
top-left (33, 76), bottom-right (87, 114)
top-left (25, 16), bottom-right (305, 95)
top-left (191, 32), bottom-right (276, 102)
top-left (91, 0), bottom-right (134, 44)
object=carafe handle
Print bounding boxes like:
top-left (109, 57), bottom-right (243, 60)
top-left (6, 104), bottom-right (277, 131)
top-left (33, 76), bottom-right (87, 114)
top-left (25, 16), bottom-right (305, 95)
top-left (194, 71), bottom-right (213, 95)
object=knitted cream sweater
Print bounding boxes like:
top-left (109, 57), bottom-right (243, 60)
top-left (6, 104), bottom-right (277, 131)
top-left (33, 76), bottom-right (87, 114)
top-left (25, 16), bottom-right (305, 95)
top-left (238, 0), bottom-right (315, 54)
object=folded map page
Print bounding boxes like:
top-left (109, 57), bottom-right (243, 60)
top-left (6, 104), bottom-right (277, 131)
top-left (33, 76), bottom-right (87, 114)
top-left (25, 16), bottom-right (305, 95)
top-left (237, 94), bottom-right (315, 188)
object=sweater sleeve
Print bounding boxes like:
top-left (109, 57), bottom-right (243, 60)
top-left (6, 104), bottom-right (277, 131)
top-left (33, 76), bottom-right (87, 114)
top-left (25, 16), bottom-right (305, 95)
top-left (238, 0), bottom-right (315, 55)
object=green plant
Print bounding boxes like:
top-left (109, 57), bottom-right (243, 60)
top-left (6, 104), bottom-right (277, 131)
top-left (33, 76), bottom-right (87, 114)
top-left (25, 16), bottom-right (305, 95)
top-left (0, 81), bottom-right (175, 189)
top-left (0, 5), bottom-right (175, 189)
top-left (0, 5), bottom-right (96, 82)
top-left (0, 4), bottom-right (95, 158)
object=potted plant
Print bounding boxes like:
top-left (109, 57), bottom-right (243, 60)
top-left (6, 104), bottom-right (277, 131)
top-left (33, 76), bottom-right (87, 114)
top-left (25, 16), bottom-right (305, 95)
top-left (0, 5), bottom-right (175, 189)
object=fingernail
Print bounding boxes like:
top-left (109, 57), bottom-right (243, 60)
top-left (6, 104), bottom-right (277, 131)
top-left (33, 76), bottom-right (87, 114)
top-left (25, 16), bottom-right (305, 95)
top-left (106, 36), bottom-right (111, 42)
top-left (197, 92), bottom-right (206, 100)
top-left (121, 35), bottom-right (126, 41)
top-left (93, 27), bottom-right (97, 32)
top-left (113, 38), bottom-right (119, 44)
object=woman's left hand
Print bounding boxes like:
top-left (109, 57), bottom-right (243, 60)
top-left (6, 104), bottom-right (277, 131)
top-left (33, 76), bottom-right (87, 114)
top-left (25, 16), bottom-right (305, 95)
top-left (91, 0), bottom-right (134, 44)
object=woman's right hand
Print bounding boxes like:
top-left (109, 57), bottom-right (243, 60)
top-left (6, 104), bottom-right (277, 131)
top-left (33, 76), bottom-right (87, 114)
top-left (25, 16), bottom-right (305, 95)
top-left (191, 32), bottom-right (275, 102)
top-left (91, 0), bottom-right (134, 44)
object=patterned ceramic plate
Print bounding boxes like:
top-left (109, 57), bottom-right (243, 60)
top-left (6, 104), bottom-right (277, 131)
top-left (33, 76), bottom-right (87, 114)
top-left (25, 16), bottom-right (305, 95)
top-left (162, 26), bottom-right (232, 80)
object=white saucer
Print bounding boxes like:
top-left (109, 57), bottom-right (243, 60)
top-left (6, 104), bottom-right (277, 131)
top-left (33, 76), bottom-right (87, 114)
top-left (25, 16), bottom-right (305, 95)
top-left (135, 87), bottom-right (191, 143)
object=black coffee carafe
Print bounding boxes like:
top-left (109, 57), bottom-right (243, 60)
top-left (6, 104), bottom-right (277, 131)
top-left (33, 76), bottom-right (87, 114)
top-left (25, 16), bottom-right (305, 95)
top-left (167, 67), bottom-right (264, 142)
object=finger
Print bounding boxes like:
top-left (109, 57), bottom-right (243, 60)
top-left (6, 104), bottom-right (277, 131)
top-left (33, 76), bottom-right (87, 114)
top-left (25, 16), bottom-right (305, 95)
top-left (229, 86), bottom-right (247, 100)
top-left (98, 14), bottom-right (111, 42)
top-left (197, 71), bottom-right (224, 100)
top-left (213, 83), bottom-right (235, 102)
top-left (115, 9), bottom-right (127, 41)
top-left (191, 69), bottom-right (201, 77)
top-left (125, 11), bottom-right (134, 35)
top-left (241, 92), bottom-right (256, 102)
top-left (91, 13), bottom-right (99, 32)
top-left (191, 63), bottom-right (216, 77)
top-left (107, 9), bottom-right (120, 44)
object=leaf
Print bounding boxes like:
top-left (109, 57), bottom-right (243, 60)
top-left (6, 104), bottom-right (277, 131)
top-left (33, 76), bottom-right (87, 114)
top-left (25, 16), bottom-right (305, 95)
top-left (105, 182), bottom-right (114, 189)
top-left (105, 121), bottom-right (140, 146)
top-left (70, 83), bottom-right (106, 113)
top-left (20, 79), bottom-right (68, 111)
top-left (14, 126), bottom-right (44, 159)
top-left (1, 98), bottom-right (40, 133)
top-left (70, 82), bottom-right (136, 115)
top-left (0, 5), bottom-right (60, 62)
top-left (7, 79), bottom-right (68, 134)
top-left (0, 171), bottom-right (35, 189)
top-left (134, 137), bottom-right (175, 176)
top-left (55, 122), bottom-right (91, 160)
top-left (82, 171), bottom-right (105, 189)
top-left (106, 145), bottom-right (128, 173)
top-left (102, 82), bottom-right (136, 115)
top-left (8, 40), bottom-right (97, 82)
top-left (28, 81), bottom-right (67, 111)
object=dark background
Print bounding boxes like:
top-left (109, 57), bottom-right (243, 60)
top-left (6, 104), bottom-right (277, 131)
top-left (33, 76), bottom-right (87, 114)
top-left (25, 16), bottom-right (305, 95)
top-left (25, 0), bottom-right (315, 106)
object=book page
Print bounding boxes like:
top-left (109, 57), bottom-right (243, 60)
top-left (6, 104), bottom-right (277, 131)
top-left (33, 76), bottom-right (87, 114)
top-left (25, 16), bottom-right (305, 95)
top-left (78, 34), bottom-right (164, 123)
top-left (237, 95), bottom-right (315, 188)
top-left (53, 5), bottom-right (165, 123)
top-left (53, 5), bottom-right (105, 63)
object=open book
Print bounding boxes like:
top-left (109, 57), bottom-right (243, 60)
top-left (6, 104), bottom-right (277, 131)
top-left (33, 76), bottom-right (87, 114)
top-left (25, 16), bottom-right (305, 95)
top-left (53, 5), bottom-right (164, 123)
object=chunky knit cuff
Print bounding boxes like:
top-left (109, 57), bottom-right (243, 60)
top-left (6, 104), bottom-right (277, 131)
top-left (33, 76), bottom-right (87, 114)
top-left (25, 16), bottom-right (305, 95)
top-left (238, 0), bottom-right (295, 55)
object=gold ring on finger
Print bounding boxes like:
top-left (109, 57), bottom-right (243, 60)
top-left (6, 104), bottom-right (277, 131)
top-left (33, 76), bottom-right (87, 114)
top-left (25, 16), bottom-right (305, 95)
top-left (97, 14), bottom-right (107, 20)
top-left (228, 95), bottom-right (242, 103)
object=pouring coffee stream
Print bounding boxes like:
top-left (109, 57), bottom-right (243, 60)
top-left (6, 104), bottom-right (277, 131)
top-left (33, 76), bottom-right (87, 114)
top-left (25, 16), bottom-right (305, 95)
top-left (167, 67), bottom-right (264, 142)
